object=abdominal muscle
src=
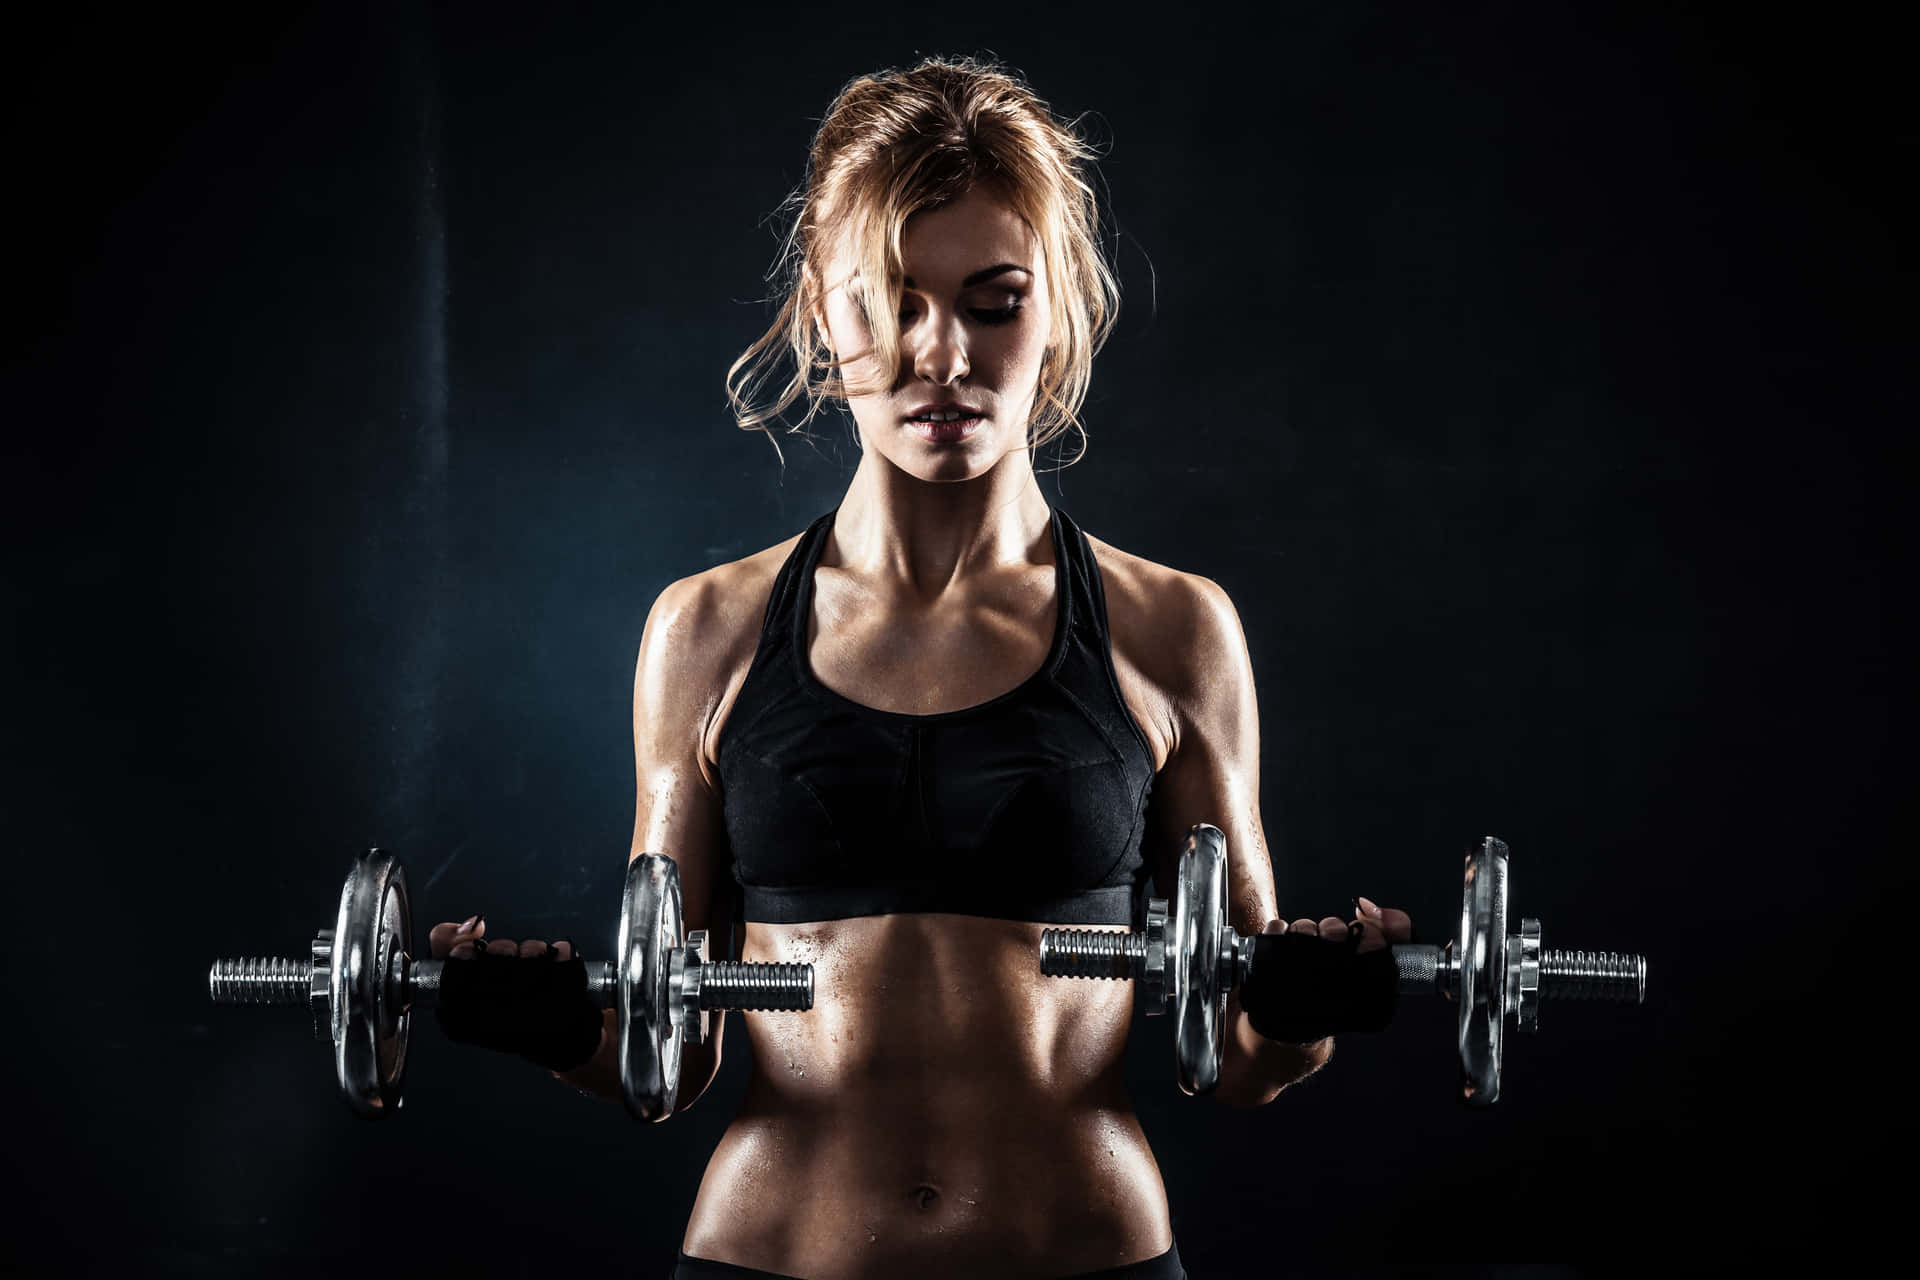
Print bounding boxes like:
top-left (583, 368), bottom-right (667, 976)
top-left (680, 912), bottom-right (1171, 1279)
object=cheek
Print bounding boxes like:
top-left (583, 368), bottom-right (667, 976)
top-left (997, 320), bottom-right (1051, 380)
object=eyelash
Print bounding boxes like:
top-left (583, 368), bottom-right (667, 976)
top-left (896, 303), bottom-right (1025, 327)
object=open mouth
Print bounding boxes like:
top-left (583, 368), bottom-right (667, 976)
top-left (904, 403), bottom-right (985, 443)
top-left (906, 415), bottom-right (983, 443)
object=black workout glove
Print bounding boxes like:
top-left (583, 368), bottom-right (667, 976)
top-left (1238, 929), bottom-right (1400, 1045)
top-left (434, 946), bottom-right (606, 1074)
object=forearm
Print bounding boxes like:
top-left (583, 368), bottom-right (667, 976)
top-left (1212, 991), bottom-right (1333, 1108)
top-left (552, 1008), bottom-right (723, 1113)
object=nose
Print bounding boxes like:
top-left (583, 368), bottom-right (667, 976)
top-left (908, 307), bottom-right (970, 387)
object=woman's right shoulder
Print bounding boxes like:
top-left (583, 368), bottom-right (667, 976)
top-left (641, 530), bottom-right (808, 670)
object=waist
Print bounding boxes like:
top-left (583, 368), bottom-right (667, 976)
top-left (687, 1097), bottom-right (1170, 1276)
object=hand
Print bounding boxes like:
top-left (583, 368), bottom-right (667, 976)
top-left (427, 913), bottom-right (601, 1073)
top-left (1262, 895), bottom-right (1414, 953)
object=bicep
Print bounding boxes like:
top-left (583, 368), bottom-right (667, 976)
top-left (631, 576), bottom-right (733, 947)
top-left (1143, 576), bottom-right (1278, 935)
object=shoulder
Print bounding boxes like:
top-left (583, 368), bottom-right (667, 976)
top-left (1086, 533), bottom-right (1243, 669)
top-left (647, 532), bottom-right (802, 653)
top-left (1084, 532), bottom-right (1250, 745)
top-left (637, 531), bottom-right (807, 772)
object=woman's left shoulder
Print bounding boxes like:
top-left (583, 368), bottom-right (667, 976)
top-left (1084, 532), bottom-right (1244, 702)
top-left (1084, 532), bottom-right (1239, 625)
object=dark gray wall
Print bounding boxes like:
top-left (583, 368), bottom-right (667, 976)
top-left (7, 1), bottom-right (1903, 1274)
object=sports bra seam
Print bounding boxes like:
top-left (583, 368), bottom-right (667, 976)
top-left (1053, 678), bottom-right (1156, 890)
top-left (713, 665), bottom-right (785, 771)
top-left (731, 770), bottom-right (850, 896)
top-left (972, 746), bottom-right (1130, 842)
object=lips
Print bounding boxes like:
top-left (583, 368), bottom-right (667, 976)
top-left (904, 401), bottom-right (985, 421)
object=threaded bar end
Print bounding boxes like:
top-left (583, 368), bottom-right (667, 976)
top-left (209, 957), bottom-right (309, 1005)
top-left (1540, 950), bottom-right (1646, 1003)
top-left (1039, 929), bottom-right (1145, 980)
top-left (701, 962), bottom-right (813, 1011)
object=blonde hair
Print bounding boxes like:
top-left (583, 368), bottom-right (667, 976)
top-left (725, 55), bottom-right (1120, 469)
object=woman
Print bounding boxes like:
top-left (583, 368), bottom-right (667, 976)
top-left (432, 56), bottom-right (1413, 1279)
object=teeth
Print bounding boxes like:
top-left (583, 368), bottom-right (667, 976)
top-left (916, 410), bottom-right (970, 422)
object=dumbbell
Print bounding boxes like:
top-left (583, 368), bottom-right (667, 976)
top-left (208, 849), bottom-right (813, 1122)
top-left (1039, 826), bottom-right (1647, 1104)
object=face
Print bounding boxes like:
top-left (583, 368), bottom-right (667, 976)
top-left (816, 186), bottom-right (1053, 481)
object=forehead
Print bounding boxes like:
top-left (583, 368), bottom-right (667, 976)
top-left (825, 187), bottom-right (1039, 286)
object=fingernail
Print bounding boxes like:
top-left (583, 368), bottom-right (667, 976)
top-left (460, 914), bottom-right (480, 932)
top-left (474, 915), bottom-right (486, 932)
top-left (1358, 896), bottom-right (1382, 919)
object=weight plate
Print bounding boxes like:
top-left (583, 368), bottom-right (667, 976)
top-left (1458, 837), bottom-right (1509, 1106)
top-left (618, 854), bottom-right (684, 1123)
top-left (1174, 824), bottom-right (1229, 1096)
top-left (330, 850), bottom-right (410, 1118)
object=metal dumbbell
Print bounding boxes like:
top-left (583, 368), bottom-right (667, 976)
top-left (1039, 826), bottom-right (1647, 1104)
top-left (208, 849), bottom-right (813, 1122)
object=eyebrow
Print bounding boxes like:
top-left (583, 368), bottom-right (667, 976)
top-left (901, 263), bottom-right (1032, 290)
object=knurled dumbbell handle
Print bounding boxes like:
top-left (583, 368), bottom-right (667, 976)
top-left (1394, 943), bottom-right (1447, 995)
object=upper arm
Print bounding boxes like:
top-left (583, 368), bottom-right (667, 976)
top-left (1143, 575), bottom-right (1278, 938)
top-left (631, 572), bottom-right (736, 952)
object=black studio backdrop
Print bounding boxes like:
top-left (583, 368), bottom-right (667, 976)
top-left (5, 1), bottom-right (1906, 1275)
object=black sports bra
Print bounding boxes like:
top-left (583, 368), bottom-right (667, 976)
top-left (715, 505), bottom-right (1158, 925)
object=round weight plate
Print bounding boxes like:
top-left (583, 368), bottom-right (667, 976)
top-left (330, 850), bottom-right (410, 1118)
top-left (617, 854), bottom-right (683, 1123)
top-left (1457, 837), bottom-right (1509, 1106)
top-left (1174, 824), bottom-right (1229, 1096)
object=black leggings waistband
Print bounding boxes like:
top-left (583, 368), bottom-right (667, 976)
top-left (671, 1240), bottom-right (1185, 1280)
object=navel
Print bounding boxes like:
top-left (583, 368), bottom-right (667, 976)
top-left (909, 1183), bottom-right (940, 1210)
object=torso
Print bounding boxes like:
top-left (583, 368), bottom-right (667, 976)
top-left (682, 518), bottom-right (1186, 1278)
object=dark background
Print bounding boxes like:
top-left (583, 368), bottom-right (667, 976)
top-left (6, 0), bottom-right (1906, 1275)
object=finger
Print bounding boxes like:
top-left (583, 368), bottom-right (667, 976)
top-left (1289, 917), bottom-right (1319, 936)
top-left (478, 937), bottom-right (517, 958)
top-left (430, 915), bottom-right (483, 959)
top-left (517, 939), bottom-right (550, 960)
top-left (1317, 915), bottom-right (1349, 942)
top-left (1357, 897), bottom-right (1416, 945)
top-left (1379, 907), bottom-right (1414, 945)
top-left (553, 939), bottom-right (574, 961)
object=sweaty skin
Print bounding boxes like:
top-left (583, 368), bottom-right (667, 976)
top-left (681, 528), bottom-right (1185, 1278)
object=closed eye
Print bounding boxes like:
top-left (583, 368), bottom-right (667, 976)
top-left (897, 298), bottom-right (1027, 326)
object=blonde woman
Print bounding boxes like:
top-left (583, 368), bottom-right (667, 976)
top-left (431, 55), bottom-right (1412, 1279)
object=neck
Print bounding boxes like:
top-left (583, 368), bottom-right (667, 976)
top-left (831, 447), bottom-right (1052, 598)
